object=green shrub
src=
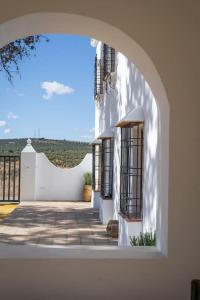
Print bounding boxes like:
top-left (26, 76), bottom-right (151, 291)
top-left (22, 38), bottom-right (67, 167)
top-left (129, 231), bottom-right (156, 246)
top-left (83, 172), bottom-right (92, 185)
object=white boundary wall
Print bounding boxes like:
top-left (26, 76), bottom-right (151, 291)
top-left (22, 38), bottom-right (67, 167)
top-left (20, 141), bottom-right (92, 201)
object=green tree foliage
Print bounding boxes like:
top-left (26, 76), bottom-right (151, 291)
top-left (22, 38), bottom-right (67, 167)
top-left (0, 138), bottom-right (92, 168)
top-left (0, 35), bottom-right (48, 82)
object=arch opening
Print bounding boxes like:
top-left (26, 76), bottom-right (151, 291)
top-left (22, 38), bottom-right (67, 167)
top-left (0, 12), bottom-right (169, 257)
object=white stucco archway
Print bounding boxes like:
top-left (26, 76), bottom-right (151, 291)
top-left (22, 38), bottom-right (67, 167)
top-left (0, 12), bottom-right (169, 257)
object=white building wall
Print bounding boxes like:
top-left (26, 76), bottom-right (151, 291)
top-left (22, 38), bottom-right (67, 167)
top-left (95, 42), bottom-right (160, 234)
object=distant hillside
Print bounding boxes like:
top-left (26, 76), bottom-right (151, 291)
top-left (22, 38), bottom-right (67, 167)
top-left (0, 138), bottom-right (92, 168)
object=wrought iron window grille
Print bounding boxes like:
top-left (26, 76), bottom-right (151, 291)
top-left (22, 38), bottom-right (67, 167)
top-left (120, 122), bottom-right (144, 219)
top-left (94, 55), bottom-right (104, 103)
top-left (103, 44), bottom-right (116, 93)
top-left (103, 44), bottom-right (115, 79)
top-left (92, 144), bottom-right (102, 192)
top-left (101, 138), bottom-right (114, 199)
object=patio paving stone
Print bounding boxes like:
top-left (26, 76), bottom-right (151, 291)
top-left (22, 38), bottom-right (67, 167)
top-left (0, 201), bottom-right (118, 246)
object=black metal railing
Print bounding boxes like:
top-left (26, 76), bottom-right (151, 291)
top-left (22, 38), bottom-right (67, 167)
top-left (0, 156), bottom-right (20, 202)
top-left (120, 123), bottom-right (144, 219)
top-left (103, 44), bottom-right (115, 78)
top-left (94, 55), bottom-right (104, 99)
top-left (92, 144), bottom-right (102, 192)
top-left (101, 138), bottom-right (114, 199)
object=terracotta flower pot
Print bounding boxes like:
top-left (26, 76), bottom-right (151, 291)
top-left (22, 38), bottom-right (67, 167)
top-left (82, 185), bottom-right (92, 202)
top-left (106, 220), bottom-right (119, 238)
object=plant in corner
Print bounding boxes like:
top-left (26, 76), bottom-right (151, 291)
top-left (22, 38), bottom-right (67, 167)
top-left (106, 220), bottom-right (119, 238)
top-left (129, 231), bottom-right (156, 246)
top-left (82, 172), bottom-right (92, 202)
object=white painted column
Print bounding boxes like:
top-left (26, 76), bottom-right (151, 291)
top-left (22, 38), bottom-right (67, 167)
top-left (91, 191), bottom-right (100, 209)
top-left (20, 139), bottom-right (37, 201)
top-left (99, 197), bottom-right (113, 224)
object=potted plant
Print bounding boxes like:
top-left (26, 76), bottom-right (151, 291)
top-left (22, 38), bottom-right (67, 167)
top-left (129, 232), bottom-right (156, 246)
top-left (82, 172), bottom-right (92, 202)
top-left (106, 220), bottom-right (119, 238)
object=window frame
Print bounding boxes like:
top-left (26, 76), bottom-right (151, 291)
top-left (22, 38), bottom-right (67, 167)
top-left (103, 44), bottom-right (115, 79)
top-left (101, 138), bottom-right (114, 199)
top-left (92, 143), bottom-right (102, 192)
top-left (94, 55), bottom-right (104, 100)
top-left (120, 122), bottom-right (144, 220)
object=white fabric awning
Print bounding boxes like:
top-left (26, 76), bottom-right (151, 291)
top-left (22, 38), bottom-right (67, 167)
top-left (115, 106), bottom-right (145, 127)
top-left (90, 139), bottom-right (102, 145)
top-left (97, 128), bottom-right (114, 139)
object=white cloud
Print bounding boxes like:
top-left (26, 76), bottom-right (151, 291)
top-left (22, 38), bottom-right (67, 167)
top-left (89, 127), bottom-right (95, 133)
top-left (0, 121), bottom-right (6, 127)
top-left (4, 128), bottom-right (11, 134)
top-left (41, 81), bottom-right (75, 99)
top-left (7, 112), bottom-right (19, 119)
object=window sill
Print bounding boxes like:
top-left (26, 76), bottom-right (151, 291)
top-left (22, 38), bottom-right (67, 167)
top-left (0, 244), bottom-right (165, 259)
top-left (118, 212), bottom-right (142, 222)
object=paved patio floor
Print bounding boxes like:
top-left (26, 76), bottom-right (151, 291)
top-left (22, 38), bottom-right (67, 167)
top-left (0, 201), bottom-right (118, 246)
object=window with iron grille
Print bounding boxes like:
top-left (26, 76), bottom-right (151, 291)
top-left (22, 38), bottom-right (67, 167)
top-left (103, 44), bottom-right (115, 78)
top-left (120, 122), bottom-right (144, 219)
top-left (94, 55), bottom-right (104, 99)
top-left (92, 144), bottom-right (102, 192)
top-left (101, 138), bottom-right (114, 199)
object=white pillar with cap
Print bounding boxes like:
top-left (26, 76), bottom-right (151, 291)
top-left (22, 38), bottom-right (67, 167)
top-left (20, 139), bottom-right (37, 201)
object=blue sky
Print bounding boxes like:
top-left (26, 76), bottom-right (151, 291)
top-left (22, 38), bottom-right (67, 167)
top-left (0, 34), bottom-right (96, 141)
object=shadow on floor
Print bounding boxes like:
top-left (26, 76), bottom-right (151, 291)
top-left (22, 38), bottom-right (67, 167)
top-left (0, 201), bottom-right (118, 246)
